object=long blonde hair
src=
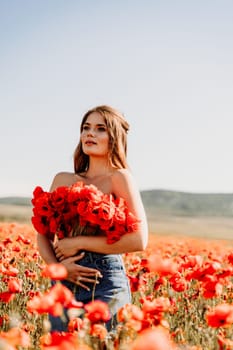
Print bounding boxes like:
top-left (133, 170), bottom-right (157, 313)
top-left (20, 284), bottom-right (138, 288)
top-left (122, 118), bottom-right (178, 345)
top-left (74, 105), bottom-right (130, 173)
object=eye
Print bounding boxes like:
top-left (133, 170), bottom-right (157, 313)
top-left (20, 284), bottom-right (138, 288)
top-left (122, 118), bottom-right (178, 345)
top-left (98, 127), bottom-right (107, 132)
top-left (82, 125), bottom-right (90, 131)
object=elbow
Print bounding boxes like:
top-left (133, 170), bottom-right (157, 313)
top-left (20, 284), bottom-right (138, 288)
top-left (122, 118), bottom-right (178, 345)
top-left (129, 230), bottom-right (148, 252)
top-left (141, 239), bottom-right (148, 251)
top-left (139, 236), bottom-right (148, 251)
top-left (138, 223), bottom-right (149, 251)
top-left (131, 240), bottom-right (147, 253)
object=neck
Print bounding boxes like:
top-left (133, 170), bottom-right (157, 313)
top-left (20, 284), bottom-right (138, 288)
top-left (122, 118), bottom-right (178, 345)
top-left (85, 157), bottom-right (113, 178)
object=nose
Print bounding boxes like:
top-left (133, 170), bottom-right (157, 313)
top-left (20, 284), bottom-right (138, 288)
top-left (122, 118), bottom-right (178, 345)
top-left (87, 128), bottom-right (95, 137)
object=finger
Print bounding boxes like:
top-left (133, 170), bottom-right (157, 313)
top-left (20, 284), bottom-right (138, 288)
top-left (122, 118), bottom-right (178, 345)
top-left (58, 255), bottom-right (65, 261)
top-left (84, 272), bottom-right (103, 278)
top-left (76, 279), bottom-right (91, 291)
top-left (54, 245), bottom-right (59, 252)
top-left (56, 253), bottom-right (65, 261)
top-left (79, 283), bottom-right (90, 291)
top-left (77, 267), bottom-right (103, 277)
top-left (73, 263), bottom-right (101, 274)
top-left (54, 247), bottom-right (62, 256)
top-left (75, 276), bottom-right (100, 290)
top-left (68, 256), bottom-right (102, 275)
top-left (78, 276), bottom-right (100, 284)
top-left (69, 252), bottom-right (85, 262)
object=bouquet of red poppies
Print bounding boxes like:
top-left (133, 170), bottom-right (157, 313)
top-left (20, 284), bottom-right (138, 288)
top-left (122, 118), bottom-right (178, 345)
top-left (31, 181), bottom-right (139, 244)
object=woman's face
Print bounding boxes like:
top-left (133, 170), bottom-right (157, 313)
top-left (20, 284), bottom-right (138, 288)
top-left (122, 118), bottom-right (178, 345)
top-left (81, 112), bottom-right (109, 157)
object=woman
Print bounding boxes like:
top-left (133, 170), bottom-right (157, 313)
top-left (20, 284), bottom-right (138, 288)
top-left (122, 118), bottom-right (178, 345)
top-left (37, 105), bottom-right (148, 331)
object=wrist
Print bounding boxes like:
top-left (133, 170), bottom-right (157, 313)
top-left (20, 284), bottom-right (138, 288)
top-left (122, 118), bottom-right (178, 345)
top-left (73, 235), bottom-right (84, 252)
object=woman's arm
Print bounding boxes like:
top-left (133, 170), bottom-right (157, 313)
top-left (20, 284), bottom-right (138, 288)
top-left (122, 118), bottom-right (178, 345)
top-left (37, 234), bottom-right (58, 264)
top-left (54, 169), bottom-right (148, 258)
top-left (36, 174), bottom-right (102, 288)
top-left (36, 172), bottom-right (70, 264)
top-left (37, 234), bottom-right (102, 289)
top-left (55, 233), bottom-right (145, 258)
top-left (111, 168), bottom-right (148, 251)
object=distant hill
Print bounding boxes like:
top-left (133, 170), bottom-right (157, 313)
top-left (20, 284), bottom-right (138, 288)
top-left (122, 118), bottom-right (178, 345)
top-left (0, 197), bottom-right (31, 206)
top-left (0, 190), bottom-right (233, 219)
top-left (141, 189), bottom-right (233, 219)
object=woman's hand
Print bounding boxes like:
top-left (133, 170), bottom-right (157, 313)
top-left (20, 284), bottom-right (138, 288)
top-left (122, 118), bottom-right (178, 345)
top-left (61, 252), bottom-right (102, 291)
top-left (54, 237), bottom-right (79, 260)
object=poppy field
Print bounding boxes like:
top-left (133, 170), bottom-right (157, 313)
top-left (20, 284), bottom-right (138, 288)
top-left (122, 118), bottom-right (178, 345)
top-left (0, 222), bottom-right (233, 349)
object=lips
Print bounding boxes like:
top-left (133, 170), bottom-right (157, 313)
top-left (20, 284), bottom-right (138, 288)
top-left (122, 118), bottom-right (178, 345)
top-left (85, 140), bottom-right (97, 145)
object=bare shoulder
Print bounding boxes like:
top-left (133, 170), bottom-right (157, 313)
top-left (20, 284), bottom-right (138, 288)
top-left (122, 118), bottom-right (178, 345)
top-left (112, 168), bottom-right (132, 185)
top-left (49, 171), bottom-right (75, 191)
top-left (111, 168), bottom-right (138, 198)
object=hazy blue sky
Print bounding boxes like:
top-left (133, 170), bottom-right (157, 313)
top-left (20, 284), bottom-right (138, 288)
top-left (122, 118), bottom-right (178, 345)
top-left (1, 0), bottom-right (233, 197)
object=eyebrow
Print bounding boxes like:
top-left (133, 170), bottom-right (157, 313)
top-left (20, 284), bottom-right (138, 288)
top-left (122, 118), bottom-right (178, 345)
top-left (83, 122), bottom-right (106, 127)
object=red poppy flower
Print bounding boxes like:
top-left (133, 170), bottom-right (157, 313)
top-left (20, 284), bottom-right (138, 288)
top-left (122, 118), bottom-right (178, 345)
top-left (181, 254), bottom-right (203, 269)
top-left (201, 277), bottom-right (223, 299)
top-left (94, 195), bottom-right (115, 227)
top-left (90, 323), bottom-right (108, 339)
top-left (16, 234), bottom-right (31, 245)
top-left (142, 297), bottom-right (171, 315)
top-left (41, 263), bottom-right (68, 280)
top-left (129, 327), bottom-right (175, 350)
top-left (12, 245), bottom-right (20, 252)
top-left (24, 269), bottom-right (37, 279)
top-left (217, 333), bottom-right (233, 350)
top-left (0, 292), bottom-right (15, 303)
top-left (67, 317), bottom-right (83, 332)
top-left (117, 303), bottom-right (144, 323)
top-left (0, 327), bottom-right (30, 348)
top-left (128, 274), bottom-right (141, 292)
top-left (105, 227), bottom-right (122, 244)
top-left (227, 252), bottom-right (233, 265)
top-left (27, 283), bottom-right (83, 317)
top-left (27, 293), bottom-right (61, 316)
top-left (153, 276), bottom-right (166, 291)
top-left (1, 266), bottom-right (19, 277)
top-left (147, 254), bottom-right (178, 276)
top-left (31, 186), bottom-right (44, 202)
top-left (206, 303), bottom-right (233, 328)
top-left (84, 300), bottom-right (111, 323)
top-left (48, 283), bottom-right (79, 308)
top-left (203, 261), bottom-right (222, 275)
top-left (7, 278), bottom-right (22, 293)
top-left (50, 186), bottom-right (68, 210)
top-left (33, 194), bottom-right (54, 217)
top-left (31, 216), bottom-right (49, 236)
top-left (125, 211), bottom-right (140, 232)
top-left (113, 197), bottom-right (126, 223)
top-left (40, 331), bottom-right (79, 350)
top-left (186, 261), bottom-right (222, 282)
top-left (2, 237), bottom-right (13, 245)
top-left (169, 272), bottom-right (187, 292)
top-left (79, 183), bottom-right (101, 202)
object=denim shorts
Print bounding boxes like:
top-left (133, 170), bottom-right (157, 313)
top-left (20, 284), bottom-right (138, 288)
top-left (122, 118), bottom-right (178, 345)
top-left (49, 252), bottom-right (131, 332)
